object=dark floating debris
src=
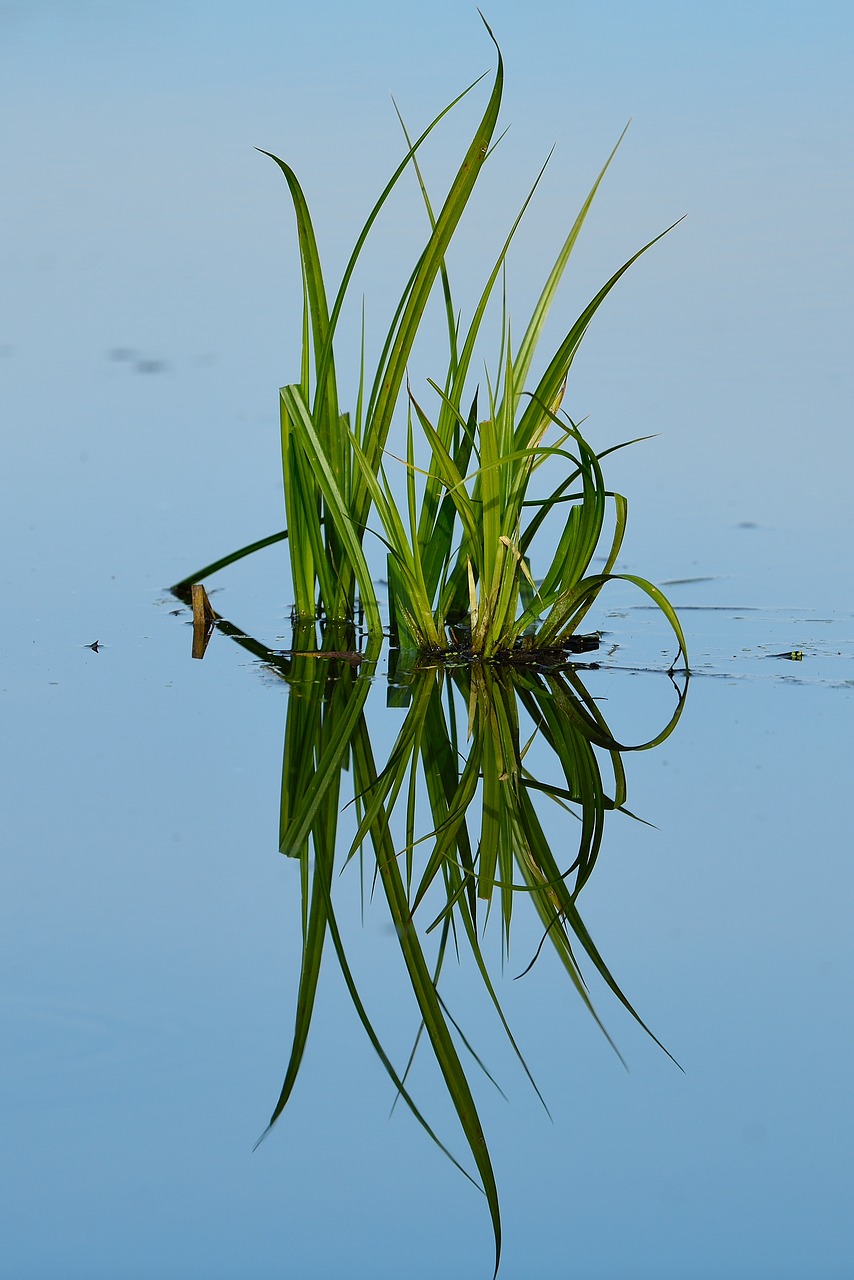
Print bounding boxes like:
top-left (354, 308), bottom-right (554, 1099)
top-left (85, 640), bottom-right (101, 653)
top-left (422, 631), bottom-right (601, 668)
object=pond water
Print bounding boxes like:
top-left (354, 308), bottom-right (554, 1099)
top-left (3, 5), bottom-right (853, 1279)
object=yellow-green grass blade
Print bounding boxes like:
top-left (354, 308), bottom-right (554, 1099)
top-left (345, 427), bottom-right (441, 647)
top-left (515, 219), bottom-right (684, 452)
top-left (280, 384), bottom-right (381, 634)
top-left (416, 154), bottom-right (551, 556)
top-left (257, 151), bottom-right (340, 437)
top-left (492, 538), bottom-right (531, 652)
top-left (414, 156), bottom-right (550, 600)
top-left (319, 74), bottom-right (490, 411)
top-left (531, 426), bottom-right (607, 608)
top-left (265, 114), bottom-right (503, 618)
top-left (560, 492), bottom-right (628, 635)
top-left (478, 344), bottom-right (513, 596)
top-left (354, 22), bottom-right (504, 536)
top-left (392, 100), bottom-right (459, 380)
top-left (511, 125), bottom-right (630, 400)
top-left (280, 393), bottom-right (335, 615)
top-left (613, 573), bottom-right (689, 671)
top-left (546, 572), bottom-right (688, 672)
top-left (419, 393), bottom-right (479, 604)
top-left (299, 258), bottom-right (311, 397)
top-left (409, 389), bottom-right (484, 573)
top-left (170, 528), bottom-right (288, 592)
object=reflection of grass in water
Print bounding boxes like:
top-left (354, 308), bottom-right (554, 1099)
top-left (257, 631), bottom-right (686, 1277)
top-left (170, 17), bottom-right (690, 1270)
top-left (175, 17), bottom-right (686, 673)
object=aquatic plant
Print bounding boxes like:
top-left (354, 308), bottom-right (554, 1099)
top-left (177, 17), bottom-right (685, 670)
top-left (170, 19), bottom-right (692, 1274)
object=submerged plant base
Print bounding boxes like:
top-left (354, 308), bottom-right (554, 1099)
top-left (418, 630), bottom-right (601, 668)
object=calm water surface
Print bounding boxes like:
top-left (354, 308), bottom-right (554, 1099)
top-left (3, 4), bottom-right (853, 1278)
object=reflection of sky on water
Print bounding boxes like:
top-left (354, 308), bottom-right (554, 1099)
top-left (2, 3), bottom-right (853, 1277)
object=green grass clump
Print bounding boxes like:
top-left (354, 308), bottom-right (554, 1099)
top-left (169, 27), bottom-right (691, 1268)
top-left (263, 17), bottom-right (685, 669)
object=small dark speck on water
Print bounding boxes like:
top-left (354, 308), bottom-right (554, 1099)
top-left (737, 521), bottom-right (759, 529)
top-left (85, 641), bottom-right (101, 653)
top-left (135, 358), bottom-right (167, 374)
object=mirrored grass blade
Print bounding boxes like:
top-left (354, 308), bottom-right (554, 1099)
top-left (265, 681), bottom-right (485, 1182)
top-left (259, 645), bottom-right (365, 1143)
top-left (278, 641), bottom-right (381, 859)
top-left (202, 596), bottom-right (689, 1275)
top-left (255, 819), bottom-right (335, 1145)
top-left (314, 844), bottom-right (483, 1191)
top-left (350, 715), bottom-right (503, 1279)
top-left (173, 27), bottom-right (694, 1273)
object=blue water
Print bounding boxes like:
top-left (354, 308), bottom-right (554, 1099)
top-left (2, 4), bottom-right (853, 1278)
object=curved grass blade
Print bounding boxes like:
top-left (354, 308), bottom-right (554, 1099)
top-left (356, 19), bottom-right (505, 534)
top-left (280, 384), bottom-right (382, 635)
top-left (510, 124), bottom-right (630, 399)
top-left (350, 714), bottom-right (503, 1278)
top-left (515, 219), bottom-right (685, 452)
top-left (170, 529), bottom-right (289, 593)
